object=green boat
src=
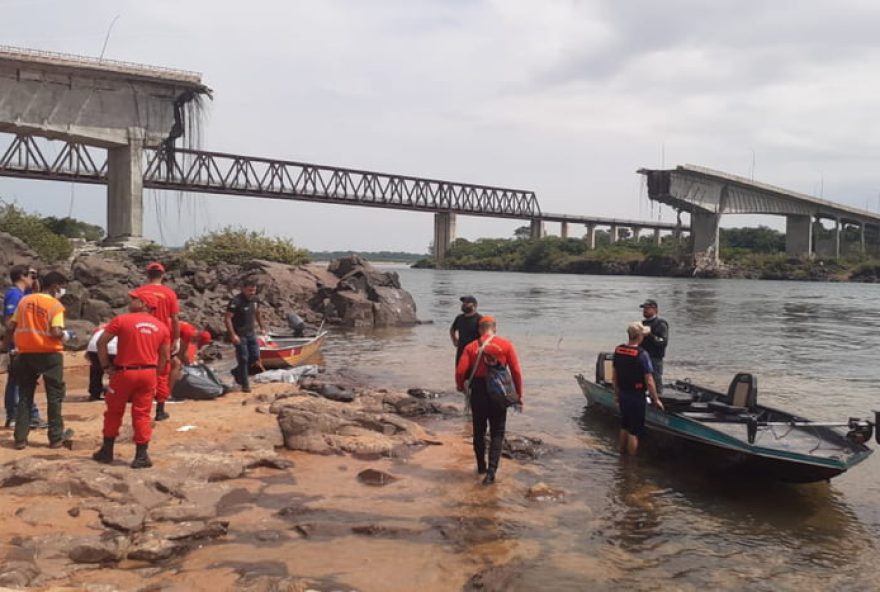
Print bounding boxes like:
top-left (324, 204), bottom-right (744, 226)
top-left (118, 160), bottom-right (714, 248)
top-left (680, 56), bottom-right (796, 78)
top-left (576, 353), bottom-right (877, 483)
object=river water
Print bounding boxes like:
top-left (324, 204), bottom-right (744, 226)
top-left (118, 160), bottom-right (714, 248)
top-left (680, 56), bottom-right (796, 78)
top-left (321, 268), bottom-right (880, 591)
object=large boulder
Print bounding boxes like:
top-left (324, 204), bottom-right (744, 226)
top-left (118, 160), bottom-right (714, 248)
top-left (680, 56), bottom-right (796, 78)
top-left (71, 254), bottom-right (133, 287)
top-left (0, 231), bottom-right (39, 268)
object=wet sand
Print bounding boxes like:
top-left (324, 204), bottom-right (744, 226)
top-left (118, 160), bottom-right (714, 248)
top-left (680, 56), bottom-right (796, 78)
top-left (0, 354), bottom-right (570, 591)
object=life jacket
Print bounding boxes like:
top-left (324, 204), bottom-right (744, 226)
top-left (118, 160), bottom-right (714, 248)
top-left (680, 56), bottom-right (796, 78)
top-left (613, 344), bottom-right (646, 391)
top-left (13, 293), bottom-right (65, 353)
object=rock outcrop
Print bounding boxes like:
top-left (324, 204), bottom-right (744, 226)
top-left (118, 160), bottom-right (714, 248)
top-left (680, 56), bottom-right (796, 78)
top-left (0, 236), bottom-right (419, 347)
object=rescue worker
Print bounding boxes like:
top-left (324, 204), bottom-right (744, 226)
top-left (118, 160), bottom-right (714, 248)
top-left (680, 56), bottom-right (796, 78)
top-left (131, 262), bottom-right (179, 422)
top-left (612, 322), bottom-right (664, 456)
top-left (92, 291), bottom-right (170, 469)
top-left (225, 278), bottom-right (266, 393)
top-left (2, 265), bottom-right (45, 428)
top-left (639, 299), bottom-right (669, 393)
top-left (455, 315), bottom-right (523, 485)
top-left (450, 295), bottom-right (482, 365)
top-left (178, 321), bottom-right (212, 365)
top-left (85, 324), bottom-right (117, 401)
top-left (1, 272), bottom-right (73, 449)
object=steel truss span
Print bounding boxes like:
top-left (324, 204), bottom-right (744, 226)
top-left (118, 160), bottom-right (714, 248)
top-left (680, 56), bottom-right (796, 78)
top-left (0, 133), bottom-right (541, 218)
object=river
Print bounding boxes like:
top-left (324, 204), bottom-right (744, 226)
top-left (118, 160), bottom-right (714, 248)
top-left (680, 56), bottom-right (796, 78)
top-left (321, 268), bottom-right (880, 591)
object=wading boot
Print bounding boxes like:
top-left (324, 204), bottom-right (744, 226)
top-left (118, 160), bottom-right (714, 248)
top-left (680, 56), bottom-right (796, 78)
top-left (476, 454), bottom-right (487, 475)
top-left (482, 470), bottom-right (496, 486)
top-left (131, 443), bottom-right (153, 469)
top-left (154, 402), bottom-right (170, 422)
top-left (92, 437), bottom-right (115, 464)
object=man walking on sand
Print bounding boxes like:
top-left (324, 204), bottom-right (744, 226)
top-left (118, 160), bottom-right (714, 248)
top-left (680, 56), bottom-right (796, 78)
top-left (131, 262), bottom-right (179, 422)
top-left (225, 278), bottom-right (266, 393)
top-left (455, 315), bottom-right (523, 486)
top-left (613, 322), bottom-right (664, 456)
top-left (92, 291), bottom-right (169, 469)
top-left (1, 272), bottom-right (73, 450)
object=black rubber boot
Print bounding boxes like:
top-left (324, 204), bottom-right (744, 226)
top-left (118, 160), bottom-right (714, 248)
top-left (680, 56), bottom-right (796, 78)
top-left (130, 443), bottom-right (153, 469)
top-left (154, 402), bottom-right (170, 422)
top-left (92, 437), bottom-right (115, 464)
top-left (482, 470), bottom-right (496, 486)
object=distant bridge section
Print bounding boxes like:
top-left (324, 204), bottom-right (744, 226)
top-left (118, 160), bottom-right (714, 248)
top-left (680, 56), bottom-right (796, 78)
top-left (640, 164), bottom-right (880, 259)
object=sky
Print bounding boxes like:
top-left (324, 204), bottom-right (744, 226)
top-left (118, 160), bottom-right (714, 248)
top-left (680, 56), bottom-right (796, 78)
top-left (3, 0), bottom-right (880, 251)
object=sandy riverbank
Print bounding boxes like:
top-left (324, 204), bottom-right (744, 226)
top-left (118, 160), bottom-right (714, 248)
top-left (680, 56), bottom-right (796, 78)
top-left (0, 354), bottom-right (568, 592)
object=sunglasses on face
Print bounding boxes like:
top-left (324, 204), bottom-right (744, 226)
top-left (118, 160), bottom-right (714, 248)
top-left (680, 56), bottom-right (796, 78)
top-left (27, 271), bottom-right (37, 278)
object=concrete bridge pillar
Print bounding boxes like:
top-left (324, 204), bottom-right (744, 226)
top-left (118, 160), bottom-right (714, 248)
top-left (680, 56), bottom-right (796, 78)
top-left (653, 228), bottom-right (661, 246)
top-left (433, 212), bottom-right (457, 263)
top-left (530, 218), bottom-right (545, 239)
top-left (560, 221), bottom-right (569, 239)
top-left (609, 225), bottom-right (619, 243)
top-left (584, 224), bottom-right (596, 249)
top-left (106, 128), bottom-right (145, 242)
top-left (834, 217), bottom-right (841, 259)
top-left (860, 223), bottom-right (866, 256)
top-left (691, 211), bottom-right (721, 262)
top-left (631, 228), bottom-right (641, 242)
top-left (785, 214), bottom-right (812, 258)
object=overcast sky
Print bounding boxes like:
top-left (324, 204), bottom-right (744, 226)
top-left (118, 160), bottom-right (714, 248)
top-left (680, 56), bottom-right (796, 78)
top-left (3, 0), bottom-right (880, 251)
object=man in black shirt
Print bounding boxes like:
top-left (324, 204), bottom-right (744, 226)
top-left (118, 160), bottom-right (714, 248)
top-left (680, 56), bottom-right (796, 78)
top-left (450, 295), bottom-right (482, 364)
top-left (639, 299), bottom-right (669, 392)
top-left (225, 279), bottom-right (266, 393)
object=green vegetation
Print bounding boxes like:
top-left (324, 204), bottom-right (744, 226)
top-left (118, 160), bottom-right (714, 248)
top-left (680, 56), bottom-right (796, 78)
top-left (413, 225), bottom-right (880, 281)
top-left (42, 216), bottom-right (105, 242)
top-left (308, 250), bottom-right (423, 263)
top-left (0, 203), bottom-right (74, 262)
top-left (185, 226), bottom-right (310, 266)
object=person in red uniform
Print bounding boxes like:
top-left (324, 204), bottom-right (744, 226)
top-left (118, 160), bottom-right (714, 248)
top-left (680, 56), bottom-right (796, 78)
top-left (178, 321), bottom-right (212, 365)
top-left (92, 291), bottom-right (169, 469)
top-left (455, 315), bottom-right (523, 485)
top-left (130, 262), bottom-right (179, 422)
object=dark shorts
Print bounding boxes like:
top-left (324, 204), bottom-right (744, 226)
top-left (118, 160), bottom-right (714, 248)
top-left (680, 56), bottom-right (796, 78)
top-left (619, 390), bottom-right (647, 437)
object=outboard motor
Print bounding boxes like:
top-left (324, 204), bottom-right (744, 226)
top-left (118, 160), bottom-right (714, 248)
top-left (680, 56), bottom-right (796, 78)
top-left (286, 313), bottom-right (306, 337)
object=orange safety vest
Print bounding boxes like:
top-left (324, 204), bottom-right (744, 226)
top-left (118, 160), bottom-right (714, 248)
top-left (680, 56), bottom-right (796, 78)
top-left (13, 293), bottom-right (65, 353)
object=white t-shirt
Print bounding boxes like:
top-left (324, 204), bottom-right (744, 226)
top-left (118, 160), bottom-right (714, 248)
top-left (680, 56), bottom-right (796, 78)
top-left (87, 328), bottom-right (117, 356)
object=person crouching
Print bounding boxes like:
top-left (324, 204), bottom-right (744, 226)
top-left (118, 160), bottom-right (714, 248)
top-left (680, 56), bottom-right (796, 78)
top-left (92, 291), bottom-right (170, 469)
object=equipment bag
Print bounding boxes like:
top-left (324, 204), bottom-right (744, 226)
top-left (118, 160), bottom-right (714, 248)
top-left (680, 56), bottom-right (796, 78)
top-left (486, 362), bottom-right (519, 408)
top-left (171, 364), bottom-right (228, 400)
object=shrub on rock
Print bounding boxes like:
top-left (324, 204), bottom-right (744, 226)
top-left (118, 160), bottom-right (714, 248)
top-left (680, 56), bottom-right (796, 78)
top-left (185, 227), bottom-right (310, 266)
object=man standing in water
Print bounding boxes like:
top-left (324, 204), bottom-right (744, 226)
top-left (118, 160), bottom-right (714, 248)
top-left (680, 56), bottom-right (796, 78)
top-left (455, 315), bottom-right (523, 485)
top-left (639, 299), bottom-right (669, 392)
top-left (613, 322), bottom-right (664, 455)
top-left (450, 295), bottom-right (481, 365)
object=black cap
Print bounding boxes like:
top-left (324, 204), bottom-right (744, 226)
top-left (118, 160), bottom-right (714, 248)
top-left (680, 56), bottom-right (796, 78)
top-left (639, 299), bottom-right (658, 309)
top-left (460, 295), bottom-right (478, 305)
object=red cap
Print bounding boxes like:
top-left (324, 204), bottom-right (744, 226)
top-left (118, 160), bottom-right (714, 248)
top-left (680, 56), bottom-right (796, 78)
top-left (128, 289), bottom-right (158, 309)
top-left (146, 262), bottom-right (165, 273)
top-left (479, 315), bottom-right (496, 325)
top-left (197, 330), bottom-right (212, 346)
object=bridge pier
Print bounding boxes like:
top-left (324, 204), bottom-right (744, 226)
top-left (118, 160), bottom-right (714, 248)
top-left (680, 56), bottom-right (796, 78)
top-left (861, 222), bottom-right (866, 255)
top-left (785, 214), bottom-right (812, 258)
top-left (632, 228), bottom-right (641, 242)
top-left (653, 228), bottom-right (661, 246)
top-left (609, 225), bottom-right (619, 243)
top-left (691, 212), bottom-right (720, 262)
top-left (530, 218), bottom-right (545, 239)
top-left (834, 217), bottom-right (841, 259)
top-left (584, 224), bottom-right (596, 249)
top-left (560, 221), bottom-right (568, 239)
top-left (433, 212), bottom-right (457, 263)
top-left (106, 129), bottom-right (145, 243)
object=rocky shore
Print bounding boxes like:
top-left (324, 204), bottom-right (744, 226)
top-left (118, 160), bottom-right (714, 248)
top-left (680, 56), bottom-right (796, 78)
top-left (0, 230), bottom-right (419, 348)
top-left (0, 354), bottom-right (561, 591)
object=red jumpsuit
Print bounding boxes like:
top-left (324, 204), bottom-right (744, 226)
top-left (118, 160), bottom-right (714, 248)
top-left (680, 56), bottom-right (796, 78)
top-left (130, 284), bottom-right (179, 403)
top-left (102, 313), bottom-right (169, 444)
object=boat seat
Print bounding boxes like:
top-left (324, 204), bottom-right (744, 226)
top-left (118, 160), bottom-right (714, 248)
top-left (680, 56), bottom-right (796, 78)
top-left (595, 352), bottom-right (615, 386)
top-left (708, 373), bottom-right (757, 414)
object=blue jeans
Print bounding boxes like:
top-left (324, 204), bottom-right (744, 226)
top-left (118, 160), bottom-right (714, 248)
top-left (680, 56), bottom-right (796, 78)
top-left (5, 355), bottom-right (40, 422)
top-left (233, 335), bottom-right (260, 389)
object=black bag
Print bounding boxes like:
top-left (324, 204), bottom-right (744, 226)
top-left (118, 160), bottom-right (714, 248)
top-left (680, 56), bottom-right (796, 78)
top-left (171, 364), bottom-right (228, 400)
top-left (486, 362), bottom-right (518, 408)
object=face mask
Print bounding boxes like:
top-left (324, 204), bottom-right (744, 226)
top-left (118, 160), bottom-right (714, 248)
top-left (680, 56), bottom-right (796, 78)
top-left (55, 288), bottom-right (66, 299)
